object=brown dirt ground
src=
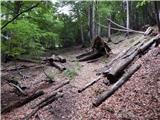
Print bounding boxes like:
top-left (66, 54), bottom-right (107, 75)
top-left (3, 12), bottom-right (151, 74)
top-left (1, 34), bottom-right (160, 120)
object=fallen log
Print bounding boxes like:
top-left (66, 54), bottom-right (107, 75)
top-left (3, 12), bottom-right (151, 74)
top-left (103, 35), bottom-right (159, 81)
top-left (76, 50), bottom-right (94, 59)
top-left (32, 92), bottom-right (57, 109)
top-left (78, 76), bottom-right (102, 93)
top-left (57, 55), bottom-right (66, 63)
top-left (93, 64), bottom-right (141, 107)
top-left (1, 91), bottom-right (44, 113)
top-left (79, 52), bottom-right (104, 62)
top-left (23, 93), bottom-right (63, 120)
top-left (87, 58), bottom-right (99, 63)
top-left (77, 36), bottom-right (111, 62)
top-left (139, 34), bottom-right (160, 52)
top-left (49, 61), bottom-right (66, 71)
top-left (103, 51), bottom-right (138, 81)
top-left (16, 58), bottom-right (42, 64)
top-left (46, 55), bottom-right (66, 63)
top-left (144, 27), bottom-right (153, 35)
top-left (54, 80), bottom-right (70, 91)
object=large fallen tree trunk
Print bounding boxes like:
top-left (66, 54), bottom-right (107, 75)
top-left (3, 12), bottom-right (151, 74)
top-left (103, 34), bottom-right (160, 82)
top-left (23, 93), bottom-right (63, 120)
top-left (1, 91), bottom-right (44, 113)
top-left (93, 64), bottom-right (141, 107)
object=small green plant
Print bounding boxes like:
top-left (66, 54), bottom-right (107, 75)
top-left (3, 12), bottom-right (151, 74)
top-left (64, 61), bottom-right (81, 80)
top-left (64, 68), bottom-right (78, 80)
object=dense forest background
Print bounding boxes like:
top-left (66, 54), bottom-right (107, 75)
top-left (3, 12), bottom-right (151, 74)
top-left (1, 1), bottom-right (159, 61)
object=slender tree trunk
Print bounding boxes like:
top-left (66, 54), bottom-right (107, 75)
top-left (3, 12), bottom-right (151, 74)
top-left (108, 15), bottom-right (111, 42)
top-left (77, 5), bottom-right (85, 46)
top-left (126, 0), bottom-right (129, 36)
top-left (154, 1), bottom-right (160, 32)
top-left (91, 1), bottom-right (95, 39)
top-left (98, 14), bottom-right (101, 36)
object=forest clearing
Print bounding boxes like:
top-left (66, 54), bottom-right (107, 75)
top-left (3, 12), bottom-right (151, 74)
top-left (1, 1), bottom-right (160, 120)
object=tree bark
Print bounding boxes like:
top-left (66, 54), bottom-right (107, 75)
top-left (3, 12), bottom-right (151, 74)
top-left (23, 93), bottom-right (63, 120)
top-left (154, 1), bottom-right (160, 32)
top-left (108, 16), bottom-right (111, 42)
top-left (1, 91), bottom-right (44, 113)
top-left (93, 64), bottom-right (141, 107)
top-left (126, 0), bottom-right (129, 36)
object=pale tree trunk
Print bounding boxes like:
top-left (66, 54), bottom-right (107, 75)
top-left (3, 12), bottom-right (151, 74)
top-left (88, 3), bottom-right (92, 42)
top-left (98, 14), bottom-right (101, 36)
top-left (108, 15), bottom-right (111, 42)
top-left (77, 5), bottom-right (85, 46)
top-left (126, 0), bottom-right (129, 36)
top-left (91, 0), bottom-right (95, 39)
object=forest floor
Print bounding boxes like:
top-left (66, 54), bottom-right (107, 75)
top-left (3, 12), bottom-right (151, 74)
top-left (1, 33), bottom-right (160, 120)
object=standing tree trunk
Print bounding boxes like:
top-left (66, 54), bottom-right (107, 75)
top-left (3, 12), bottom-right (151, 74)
top-left (98, 14), bottom-right (101, 36)
top-left (89, 1), bottom-right (95, 40)
top-left (126, 0), bottom-right (129, 36)
top-left (77, 4), bottom-right (85, 47)
top-left (108, 15), bottom-right (111, 42)
top-left (154, 1), bottom-right (160, 32)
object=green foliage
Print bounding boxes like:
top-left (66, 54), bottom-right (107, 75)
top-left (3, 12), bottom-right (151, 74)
top-left (2, 19), bottom-right (44, 58)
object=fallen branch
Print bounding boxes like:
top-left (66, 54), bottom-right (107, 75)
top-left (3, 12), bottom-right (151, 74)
top-left (93, 64), bottom-right (141, 107)
top-left (1, 2), bottom-right (40, 30)
top-left (54, 80), bottom-right (70, 91)
top-left (8, 82), bottom-right (27, 96)
top-left (1, 91), bottom-right (44, 113)
top-left (96, 22), bottom-right (145, 34)
top-left (78, 76), bottom-right (102, 93)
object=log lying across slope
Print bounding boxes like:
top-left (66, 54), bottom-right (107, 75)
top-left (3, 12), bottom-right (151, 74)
top-left (102, 34), bottom-right (160, 82)
top-left (93, 63), bottom-right (141, 107)
top-left (24, 93), bottom-right (63, 120)
top-left (1, 91), bottom-right (44, 113)
top-left (77, 36), bottom-right (111, 62)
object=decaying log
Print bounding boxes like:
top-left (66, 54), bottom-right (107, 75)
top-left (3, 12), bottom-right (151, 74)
top-left (103, 51), bottom-right (138, 81)
top-left (79, 52), bottom-right (104, 62)
top-left (139, 34), bottom-right (160, 52)
top-left (1, 91), bottom-right (44, 113)
top-left (144, 27), bottom-right (153, 35)
top-left (16, 58), bottom-right (42, 64)
top-left (93, 64), bottom-right (141, 107)
top-left (87, 58), bottom-right (99, 63)
top-left (47, 55), bottom-right (66, 63)
top-left (76, 50), bottom-right (94, 59)
top-left (77, 36), bottom-right (111, 62)
top-left (49, 61), bottom-right (66, 71)
top-left (23, 93), bottom-right (63, 120)
top-left (78, 76), bottom-right (102, 93)
top-left (32, 92), bottom-right (57, 109)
